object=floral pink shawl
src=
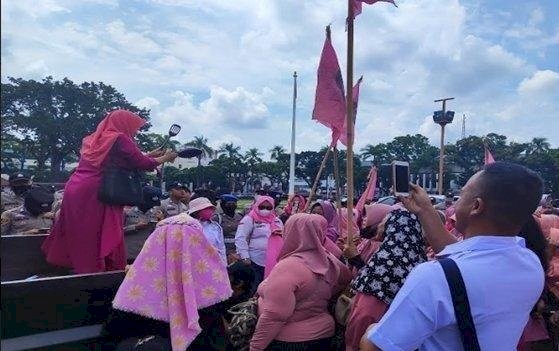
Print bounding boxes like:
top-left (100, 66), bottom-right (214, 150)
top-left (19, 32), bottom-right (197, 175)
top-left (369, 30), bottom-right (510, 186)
top-left (112, 213), bottom-right (232, 351)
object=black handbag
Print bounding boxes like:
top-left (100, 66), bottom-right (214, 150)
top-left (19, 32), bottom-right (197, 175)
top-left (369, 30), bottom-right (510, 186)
top-left (98, 167), bottom-right (143, 206)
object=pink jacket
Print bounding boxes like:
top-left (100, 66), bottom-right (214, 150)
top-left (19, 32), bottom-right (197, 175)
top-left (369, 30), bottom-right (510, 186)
top-left (250, 256), bottom-right (351, 350)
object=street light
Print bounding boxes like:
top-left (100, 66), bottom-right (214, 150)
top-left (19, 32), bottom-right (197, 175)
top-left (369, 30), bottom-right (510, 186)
top-left (433, 97), bottom-right (455, 195)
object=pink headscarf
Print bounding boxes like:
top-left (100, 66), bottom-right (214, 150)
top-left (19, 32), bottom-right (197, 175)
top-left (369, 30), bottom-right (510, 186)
top-left (278, 213), bottom-right (340, 284)
top-left (80, 110), bottom-right (145, 168)
top-left (248, 196), bottom-right (281, 232)
top-left (363, 203), bottom-right (393, 228)
top-left (312, 201), bottom-right (340, 242)
top-left (283, 195), bottom-right (307, 217)
top-left (112, 214), bottom-right (232, 351)
top-left (537, 214), bottom-right (559, 238)
top-left (358, 204), bottom-right (394, 262)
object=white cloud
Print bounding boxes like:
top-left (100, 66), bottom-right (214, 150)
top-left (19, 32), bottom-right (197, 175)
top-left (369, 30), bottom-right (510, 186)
top-left (135, 97), bottom-right (161, 110)
top-left (1, 0), bottom-right (558, 152)
top-left (518, 70), bottom-right (559, 96)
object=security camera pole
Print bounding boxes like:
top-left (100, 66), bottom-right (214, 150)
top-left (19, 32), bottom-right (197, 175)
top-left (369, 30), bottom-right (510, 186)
top-left (433, 97), bottom-right (455, 195)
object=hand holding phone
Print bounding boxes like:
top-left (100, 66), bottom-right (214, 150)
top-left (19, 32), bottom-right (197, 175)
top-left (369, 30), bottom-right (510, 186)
top-left (392, 161), bottom-right (410, 197)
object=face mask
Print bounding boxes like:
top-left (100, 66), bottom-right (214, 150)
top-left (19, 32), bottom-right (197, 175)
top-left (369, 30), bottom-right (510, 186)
top-left (224, 204), bottom-right (237, 214)
top-left (197, 208), bottom-right (215, 221)
top-left (259, 209), bottom-right (272, 217)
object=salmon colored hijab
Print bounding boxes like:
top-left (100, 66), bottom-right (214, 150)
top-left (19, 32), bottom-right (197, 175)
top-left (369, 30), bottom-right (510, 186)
top-left (80, 109), bottom-right (146, 167)
top-left (279, 213), bottom-right (340, 284)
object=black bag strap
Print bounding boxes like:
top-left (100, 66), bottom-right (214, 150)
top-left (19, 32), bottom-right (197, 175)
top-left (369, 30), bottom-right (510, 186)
top-left (438, 257), bottom-right (481, 351)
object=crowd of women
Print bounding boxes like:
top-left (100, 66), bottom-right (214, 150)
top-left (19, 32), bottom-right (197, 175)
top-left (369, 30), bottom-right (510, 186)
top-left (10, 109), bottom-right (558, 350)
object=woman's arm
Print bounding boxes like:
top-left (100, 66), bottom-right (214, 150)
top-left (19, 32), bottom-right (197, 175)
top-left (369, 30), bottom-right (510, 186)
top-left (114, 136), bottom-right (177, 171)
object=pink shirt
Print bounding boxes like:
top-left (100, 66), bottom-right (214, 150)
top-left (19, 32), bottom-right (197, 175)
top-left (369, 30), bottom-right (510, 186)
top-left (250, 256), bottom-right (351, 350)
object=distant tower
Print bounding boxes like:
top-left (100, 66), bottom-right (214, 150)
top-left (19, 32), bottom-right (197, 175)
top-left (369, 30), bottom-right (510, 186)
top-left (461, 114), bottom-right (466, 140)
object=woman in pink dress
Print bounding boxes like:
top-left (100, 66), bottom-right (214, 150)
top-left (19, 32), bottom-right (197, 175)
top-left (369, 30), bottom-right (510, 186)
top-left (42, 110), bottom-right (177, 273)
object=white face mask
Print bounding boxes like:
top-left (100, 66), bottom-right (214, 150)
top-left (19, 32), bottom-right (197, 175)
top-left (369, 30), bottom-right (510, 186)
top-left (259, 209), bottom-right (272, 217)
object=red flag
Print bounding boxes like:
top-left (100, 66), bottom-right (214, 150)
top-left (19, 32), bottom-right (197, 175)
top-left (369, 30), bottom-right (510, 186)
top-left (338, 76), bottom-right (363, 146)
top-left (353, 0), bottom-right (397, 19)
top-left (484, 147), bottom-right (495, 165)
top-left (356, 166), bottom-right (377, 215)
top-left (312, 25), bottom-right (346, 147)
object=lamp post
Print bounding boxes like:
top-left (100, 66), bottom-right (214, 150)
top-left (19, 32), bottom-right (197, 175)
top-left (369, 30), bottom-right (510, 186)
top-left (433, 98), bottom-right (455, 195)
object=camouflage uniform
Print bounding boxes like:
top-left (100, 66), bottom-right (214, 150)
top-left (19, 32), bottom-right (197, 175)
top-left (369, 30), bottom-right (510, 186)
top-left (160, 198), bottom-right (188, 218)
top-left (213, 211), bottom-right (243, 254)
top-left (1, 189), bottom-right (24, 213)
top-left (1, 206), bottom-right (53, 235)
top-left (123, 206), bottom-right (163, 233)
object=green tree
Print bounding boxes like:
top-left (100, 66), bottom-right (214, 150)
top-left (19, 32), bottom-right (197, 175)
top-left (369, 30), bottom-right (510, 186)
top-left (1, 76), bottom-right (149, 181)
top-left (244, 148), bottom-right (263, 170)
top-left (184, 135), bottom-right (214, 167)
top-left (269, 145), bottom-right (287, 161)
top-left (218, 143), bottom-right (242, 160)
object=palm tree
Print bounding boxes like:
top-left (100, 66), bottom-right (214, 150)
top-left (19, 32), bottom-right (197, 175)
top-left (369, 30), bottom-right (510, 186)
top-left (360, 144), bottom-right (376, 161)
top-left (526, 137), bottom-right (550, 155)
top-left (185, 136), bottom-right (214, 167)
top-left (218, 143), bottom-right (242, 160)
top-left (244, 148), bottom-right (263, 169)
top-left (269, 145), bottom-right (287, 161)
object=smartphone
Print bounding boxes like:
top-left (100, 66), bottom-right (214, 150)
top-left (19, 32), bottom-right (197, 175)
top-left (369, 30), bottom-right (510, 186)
top-left (392, 161), bottom-right (410, 197)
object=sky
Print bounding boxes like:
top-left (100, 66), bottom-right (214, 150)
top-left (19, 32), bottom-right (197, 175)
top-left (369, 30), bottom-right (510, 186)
top-left (2, 0), bottom-right (558, 157)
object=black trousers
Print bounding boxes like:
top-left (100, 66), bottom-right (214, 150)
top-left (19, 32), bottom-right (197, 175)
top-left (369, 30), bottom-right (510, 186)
top-left (266, 338), bottom-right (332, 351)
top-left (250, 261), bottom-right (265, 296)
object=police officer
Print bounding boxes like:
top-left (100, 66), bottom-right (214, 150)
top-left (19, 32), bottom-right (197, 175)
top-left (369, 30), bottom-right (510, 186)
top-left (160, 182), bottom-right (189, 218)
top-left (213, 194), bottom-right (243, 258)
top-left (1, 172), bottom-right (33, 213)
top-left (1, 187), bottom-right (54, 235)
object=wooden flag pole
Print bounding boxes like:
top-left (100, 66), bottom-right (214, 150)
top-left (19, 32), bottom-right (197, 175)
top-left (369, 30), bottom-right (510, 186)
top-left (332, 147), bottom-right (344, 234)
top-left (304, 146), bottom-right (332, 211)
top-left (345, 0), bottom-right (356, 246)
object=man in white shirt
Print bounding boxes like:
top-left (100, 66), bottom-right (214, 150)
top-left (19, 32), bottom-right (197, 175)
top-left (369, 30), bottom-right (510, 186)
top-left (362, 162), bottom-right (546, 351)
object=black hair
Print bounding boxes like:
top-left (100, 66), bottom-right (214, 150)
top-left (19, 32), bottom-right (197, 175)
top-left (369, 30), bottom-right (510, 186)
top-left (228, 261), bottom-right (255, 287)
top-left (518, 216), bottom-right (549, 274)
top-left (477, 162), bottom-right (543, 229)
top-left (360, 225), bottom-right (378, 239)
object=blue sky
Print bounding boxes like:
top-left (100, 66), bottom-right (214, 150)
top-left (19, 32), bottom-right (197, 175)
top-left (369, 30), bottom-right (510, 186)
top-left (2, 0), bottom-right (558, 156)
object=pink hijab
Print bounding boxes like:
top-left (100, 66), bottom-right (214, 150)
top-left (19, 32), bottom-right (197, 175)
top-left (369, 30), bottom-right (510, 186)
top-left (358, 204), bottom-right (394, 262)
top-left (283, 195), bottom-right (307, 217)
top-left (80, 110), bottom-right (145, 168)
top-left (278, 213), bottom-right (340, 284)
top-left (248, 196), bottom-right (281, 232)
top-left (312, 201), bottom-right (340, 242)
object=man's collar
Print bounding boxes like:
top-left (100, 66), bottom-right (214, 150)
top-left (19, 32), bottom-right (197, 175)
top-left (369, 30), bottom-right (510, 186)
top-left (437, 235), bottom-right (525, 257)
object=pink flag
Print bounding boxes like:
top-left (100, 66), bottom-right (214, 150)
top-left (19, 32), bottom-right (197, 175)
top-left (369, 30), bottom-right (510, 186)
top-left (484, 147), bottom-right (495, 165)
top-left (353, 0), bottom-right (397, 18)
top-left (338, 76), bottom-right (363, 146)
top-left (355, 166), bottom-right (377, 215)
top-left (312, 25), bottom-right (346, 147)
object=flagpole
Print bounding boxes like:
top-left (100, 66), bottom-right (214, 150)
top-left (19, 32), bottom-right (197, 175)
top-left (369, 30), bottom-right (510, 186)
top-left (332, 147), bottom-right (344, 234)
top-left (345, 0), bottom-right (356, 247)
top-left (304, 146), bottom-right (332, 211)
top-left (288, 72), bottom-right (298, 196)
